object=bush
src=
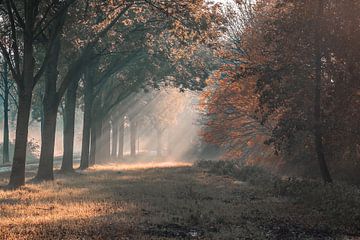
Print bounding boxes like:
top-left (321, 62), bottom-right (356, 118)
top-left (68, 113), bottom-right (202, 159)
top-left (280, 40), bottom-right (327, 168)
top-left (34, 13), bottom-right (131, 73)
top-left (0, 139), bottom-right (39, 164)
top-left (196, 160), bottom-right (277, 186)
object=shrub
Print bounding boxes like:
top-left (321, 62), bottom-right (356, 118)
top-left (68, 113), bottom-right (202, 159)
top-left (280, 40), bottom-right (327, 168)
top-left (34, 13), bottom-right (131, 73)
top-left (196, 160), bottom-right (277, 186)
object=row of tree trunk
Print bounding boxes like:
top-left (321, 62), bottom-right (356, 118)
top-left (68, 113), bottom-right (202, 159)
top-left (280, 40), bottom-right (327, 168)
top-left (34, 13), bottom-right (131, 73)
top-left (60, 64), bottom-right (140, 171)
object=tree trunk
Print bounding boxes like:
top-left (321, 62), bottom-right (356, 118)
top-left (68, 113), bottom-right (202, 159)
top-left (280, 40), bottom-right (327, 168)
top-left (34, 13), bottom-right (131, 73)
top-left (36, 31), bottom-right (62, 181)
top-left (2, 61), bottom-right (10, 164)
top-left (118, 117), bottom-right (124, 160)
top-left (95, 119), bottom-right (103, 163)
top-left (111, 119), bottom-right (118, 159)
top-left (89, 124), bottom-right (97, 166)
top-left (37, 105), bottom-right (58, 180)
top-left (80, 73), bottom-right (93, 169)
top-left (8, 89), bottom-right (32, 188)
top-left (8, 5), bottom-right (37, 187)
top-left (90, 98), bottom-right (101, 166)
top-left (61, 80), bottom-right (78, 172)
top-left (314, 0), bottom-right (332, 183)
top-left (130, 120), bottom-right (137, 157)
top-left (102, 120), bottom-right (111, 162)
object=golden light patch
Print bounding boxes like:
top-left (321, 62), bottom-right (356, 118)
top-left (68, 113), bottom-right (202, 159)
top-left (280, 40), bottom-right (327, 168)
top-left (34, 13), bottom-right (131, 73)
top-left (92, 161), bottom-right (192, 172)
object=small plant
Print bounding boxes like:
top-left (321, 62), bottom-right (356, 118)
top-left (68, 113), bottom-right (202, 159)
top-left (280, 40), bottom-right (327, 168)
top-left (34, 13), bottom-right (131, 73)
top-left (0, 138), bottom-right (40, 164)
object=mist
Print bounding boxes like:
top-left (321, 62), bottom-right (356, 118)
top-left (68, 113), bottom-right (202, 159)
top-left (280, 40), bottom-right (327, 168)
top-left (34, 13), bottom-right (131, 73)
top-left (0, 88), bottom-right (201, 165)
top-left (93, 88), bottom-right (201, 165)
top-left (1, 0), bottom-right (359, 239)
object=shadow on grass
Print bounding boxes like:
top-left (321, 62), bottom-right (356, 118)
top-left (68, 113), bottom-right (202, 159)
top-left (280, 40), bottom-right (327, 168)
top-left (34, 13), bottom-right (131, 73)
top-left (1, 164), bottom-right (359, 239)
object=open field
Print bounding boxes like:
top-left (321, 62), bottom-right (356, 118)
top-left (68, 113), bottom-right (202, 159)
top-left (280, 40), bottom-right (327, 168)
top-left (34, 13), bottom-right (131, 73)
top-left (0, 162), bottom-right (359, 240)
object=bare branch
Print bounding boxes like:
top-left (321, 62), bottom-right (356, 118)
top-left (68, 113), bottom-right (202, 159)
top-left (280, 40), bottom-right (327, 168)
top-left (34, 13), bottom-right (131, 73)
top-left (0, 42), bottom-right (19, 84)
top-left (34, 0), bottom-right (76, 40)
top-left (5, 0), bottom-right (21, 78)
top-left (9, 0), bottom-right (24, 28)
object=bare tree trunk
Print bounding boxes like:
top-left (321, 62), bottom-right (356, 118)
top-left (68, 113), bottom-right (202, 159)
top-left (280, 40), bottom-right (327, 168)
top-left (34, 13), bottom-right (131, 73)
top-left (102, 120), bottom-right (111, 162)
top-left (36, 31), bottom-right (62, 181)
top-left (130, 120), bottom-right (137, 157)
top-left (94, 116), bottom-right (103, 163)
top-left (90, 98), bottom-right (101, 166)
top-left (2, 61), bottom-right (10, 164)
top-left (8, 88), bottom-right (32, 188)
top-left (80, 73), bottom-right (93, 169)
top-left (89, 125), bottom-right (97, 166)
top-left (37, 105), bottom-right (58, 180)
top-left (61, 80), bottom-right (78, 172)
top-left (118, 117), bottom-right (124, 160)
top-left (314, 0), bottom-right (332, 183)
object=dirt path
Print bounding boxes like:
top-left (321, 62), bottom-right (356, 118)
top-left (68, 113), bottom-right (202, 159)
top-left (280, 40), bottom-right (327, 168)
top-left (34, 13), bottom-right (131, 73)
top-left (0, 163), bottom-right (358, 239)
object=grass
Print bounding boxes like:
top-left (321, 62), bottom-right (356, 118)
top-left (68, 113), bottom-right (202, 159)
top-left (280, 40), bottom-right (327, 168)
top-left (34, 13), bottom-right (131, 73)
top-left (0, 160), bottom-right (359, 239)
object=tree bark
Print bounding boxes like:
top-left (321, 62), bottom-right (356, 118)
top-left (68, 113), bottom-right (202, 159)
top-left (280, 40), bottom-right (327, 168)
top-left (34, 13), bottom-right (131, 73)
top-left (80, 72), bottom-right (93, 169)
top-left (2, 60), bottom-right (10, 164)
top-left (314, 0), bottom-right (332, 183)
top-left (118, 117), bottom-right (124, 160)
top-left (89, 98), bottom-right (101, 166)
top-left (102, 120), bottom-right (111, 162)
top-left (36, 29), bottom-right (62, 181)
top-left (61, 80), bottom-right (78, 172)
top-left (94, 118), bottom-right (103, 163)
top-left (8, 89), bottom-right (32, 188)
top-left (111, 119), bottom-right (118, 159)
top-left (130, 119), bottom-right (137, 157)
top-left (37, 105), bottom-right (58, 180)
top-left (89, 124), bottom-right (97, 166)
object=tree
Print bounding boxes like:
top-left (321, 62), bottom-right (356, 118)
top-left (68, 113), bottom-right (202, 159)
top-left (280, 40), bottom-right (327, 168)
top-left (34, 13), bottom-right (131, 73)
top-left (78, 0), bottom-right (221, 164)
top-left (60, 79), bottom-right (78, 172)
top-left (203, 0), bottom-right (360, 182)
top-left (36, 1), bottom-right (134, 181)
top-left (0, 0), bottom-right (72, 188)
top-left (199, 0), bottom-right (274, 165)
top-left (141, 89), bottom-right (186, 157)
top-left (249, 0), bottom-right (335, 181)
top-left (313, 0), bottom-right (332, 183)
top-left (0, 57), bottom-right (17, 164)
top-left (79, 66), bottom-right (94, 169)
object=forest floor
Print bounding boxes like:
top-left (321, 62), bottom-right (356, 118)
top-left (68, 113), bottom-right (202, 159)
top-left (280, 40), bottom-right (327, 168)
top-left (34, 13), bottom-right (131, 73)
top-left (0, 160), bottom-right (359, 240)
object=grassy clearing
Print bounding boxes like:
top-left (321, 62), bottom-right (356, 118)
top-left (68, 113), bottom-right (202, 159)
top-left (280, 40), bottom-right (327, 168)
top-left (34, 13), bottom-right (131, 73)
top-left (0, 161), bottom-right (359, 239)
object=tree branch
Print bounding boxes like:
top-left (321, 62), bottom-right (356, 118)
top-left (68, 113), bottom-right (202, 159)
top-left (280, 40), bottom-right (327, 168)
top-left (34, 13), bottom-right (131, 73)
top-left (5, 0), bottom-right (21, 79)
top-left (0, 42), bottom-right (19, 84)
top-left (9, 0), bottom-right (24, 28)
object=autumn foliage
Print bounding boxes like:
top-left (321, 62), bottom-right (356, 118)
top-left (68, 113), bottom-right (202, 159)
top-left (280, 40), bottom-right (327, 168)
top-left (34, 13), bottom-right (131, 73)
top-left (201, 0), bottom-right (360, 182)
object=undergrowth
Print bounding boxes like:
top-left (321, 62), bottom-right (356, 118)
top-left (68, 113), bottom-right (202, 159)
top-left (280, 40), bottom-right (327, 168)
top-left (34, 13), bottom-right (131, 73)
top-left (196, 159), bottom-right (360, 234)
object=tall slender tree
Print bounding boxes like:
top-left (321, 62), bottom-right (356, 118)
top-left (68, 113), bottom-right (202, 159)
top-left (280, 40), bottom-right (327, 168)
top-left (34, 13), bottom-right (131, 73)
top-left (313, 0), bottom-right (332, 183)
